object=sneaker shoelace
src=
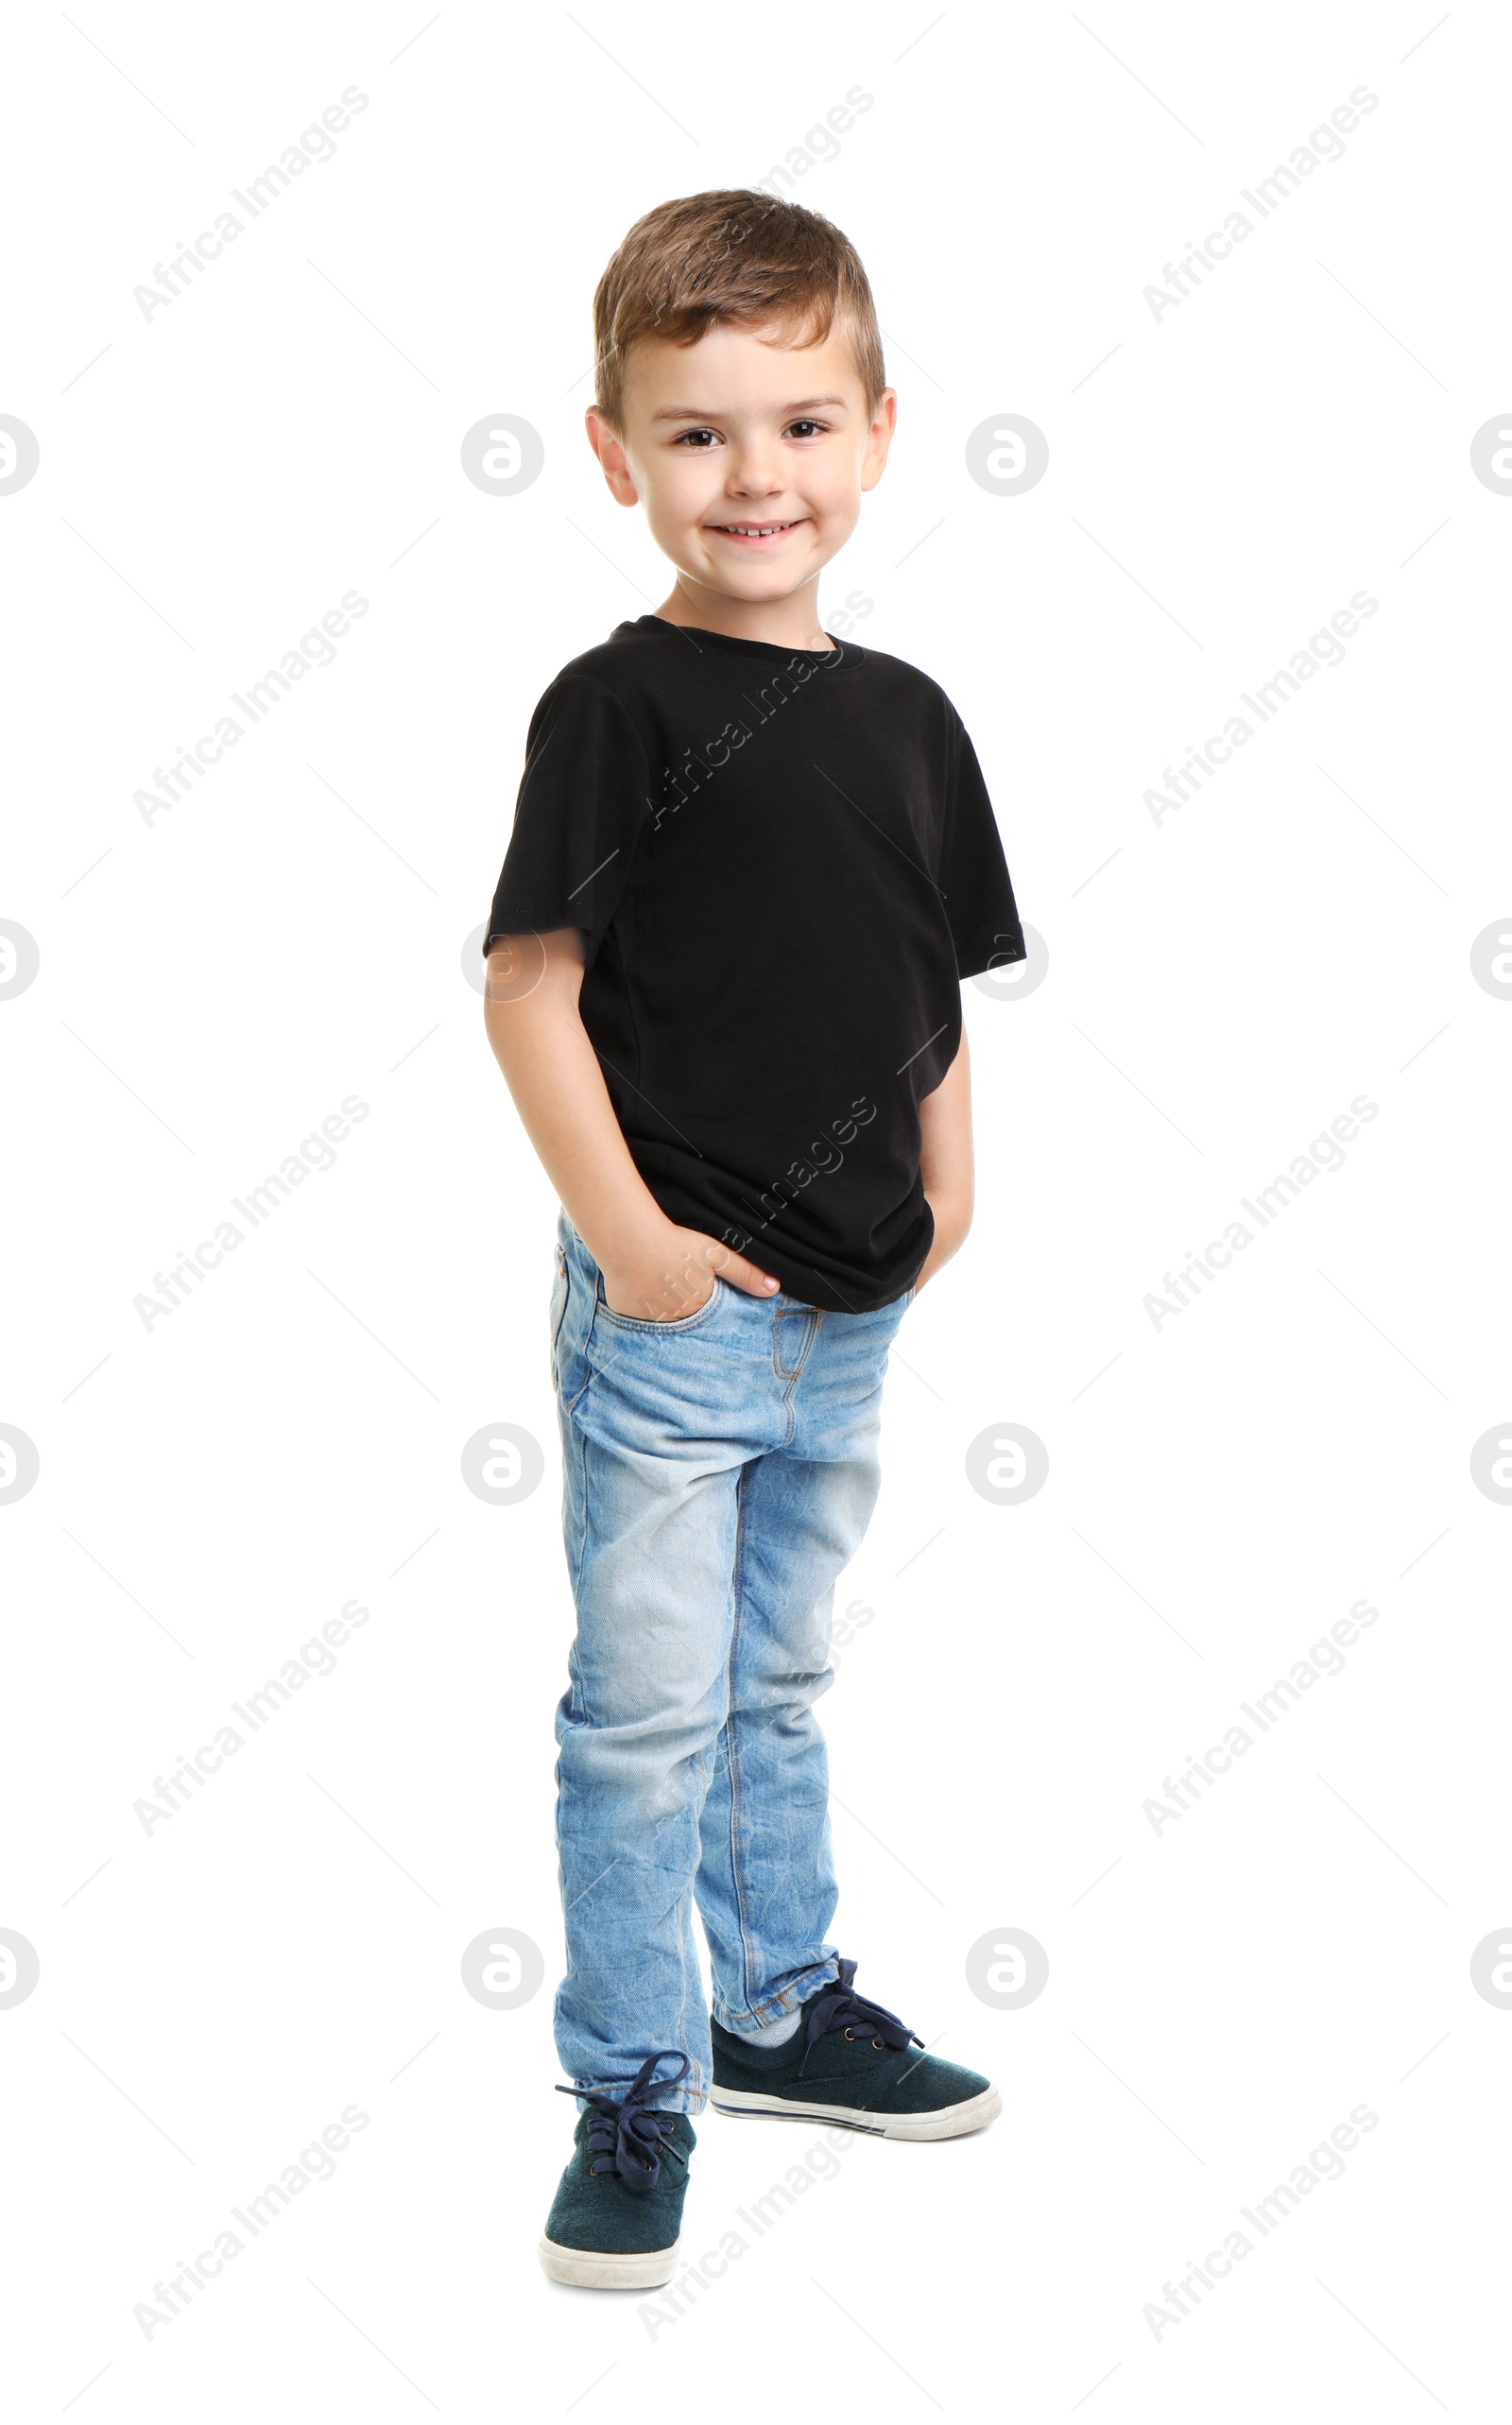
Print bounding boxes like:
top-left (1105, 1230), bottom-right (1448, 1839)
top-left (796, 1958), bottom-right (924, 2078)
top-left (556, 2049), bottom-right (691, 2192)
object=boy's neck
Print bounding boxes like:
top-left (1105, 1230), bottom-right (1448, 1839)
top-left (652, 577), bottom-right (833, 654)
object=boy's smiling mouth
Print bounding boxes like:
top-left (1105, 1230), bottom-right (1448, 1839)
top-left (705, 518), bottom-right (808, 544)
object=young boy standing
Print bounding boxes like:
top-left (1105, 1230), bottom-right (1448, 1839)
top-left (483, 190), bottom-right (1025, 2290)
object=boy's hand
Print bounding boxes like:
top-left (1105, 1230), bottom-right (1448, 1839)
top-left (600, 1224), bottom-right (781, 1321)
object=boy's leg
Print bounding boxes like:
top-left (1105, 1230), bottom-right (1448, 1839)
top-left (550, 1215), bottom-right (775, 2110)
top-left (694, 1287), bottom-right (912, 2039)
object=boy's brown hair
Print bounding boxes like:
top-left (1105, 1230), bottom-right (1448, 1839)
top-left (591, 188), bottom-right (885, 433)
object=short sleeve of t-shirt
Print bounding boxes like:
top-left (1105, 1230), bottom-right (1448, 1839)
top-left (937, 708), bottom-right (1027, 977)
top-left (483, 675), bottom-right (652, 962)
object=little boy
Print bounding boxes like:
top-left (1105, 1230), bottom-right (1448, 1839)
top-left (483, 189), bottom-right (1025, 2290)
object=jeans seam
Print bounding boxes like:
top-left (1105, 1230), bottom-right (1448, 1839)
top-left (725, 1459), bottom-right (757, 2008)
top-left (773, 1309), bottom-right (819, 1448)
top-left (727, 1955), bottom-right (838, 2033)
top-left (549, 1244), bottom-right (570, 1378)
top-left (566, 1409), bottom-right (595, 1719)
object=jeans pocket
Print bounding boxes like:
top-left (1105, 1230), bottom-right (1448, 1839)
top-left (593, 1264), bottom-right (724, 1334)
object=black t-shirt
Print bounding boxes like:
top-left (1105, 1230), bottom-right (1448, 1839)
top-left (483, 613), bottom-right (1025, 1313)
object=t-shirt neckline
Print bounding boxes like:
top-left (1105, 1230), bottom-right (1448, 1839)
top-left (627, 612), bottom-right (858, 670)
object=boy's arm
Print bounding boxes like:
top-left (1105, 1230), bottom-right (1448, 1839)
top-left (914, 1024), bottom-right (974, 1295)
top-left (483, 929), bottom-right (780, 1319)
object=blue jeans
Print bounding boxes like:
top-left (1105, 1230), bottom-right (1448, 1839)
top-left (549, 1210), bottom-right (914, 2111)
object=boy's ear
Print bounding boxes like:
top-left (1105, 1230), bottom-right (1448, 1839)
top-left (859, 387), bottom-right (898, 495)
top-left (585, 406), bottom-right (639, 506)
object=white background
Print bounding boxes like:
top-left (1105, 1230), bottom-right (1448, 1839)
top-left (5, 1), bottom-right (1509, 2416)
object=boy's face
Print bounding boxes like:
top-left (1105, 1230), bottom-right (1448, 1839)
top-left (587, 320), bottom-right (895, 616)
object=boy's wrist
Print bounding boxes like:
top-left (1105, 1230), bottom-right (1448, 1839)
top-left (915, 1193), bottom-right (971, 1291)
top-left (579, 1204), bottom-right (678, 1280)
top-left (925, 1190), bottom-right (971, 1247)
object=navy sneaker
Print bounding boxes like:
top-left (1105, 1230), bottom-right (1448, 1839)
top-left (539, 2051), bottom-right (696, 2289)
top-left (709, 1959), bottom-right (1000, 2141)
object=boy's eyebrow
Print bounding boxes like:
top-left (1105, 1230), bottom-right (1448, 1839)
top-left (648, 394), bottom-right (850, 421)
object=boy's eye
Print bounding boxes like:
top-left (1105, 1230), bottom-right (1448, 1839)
top-left (786, 419), bottom-right (825, 439)
top-left (672, 427), bottom-right (720, 448)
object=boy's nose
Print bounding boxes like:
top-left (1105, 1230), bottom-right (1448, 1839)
top-left (723, 449), bottom-right (786, 496)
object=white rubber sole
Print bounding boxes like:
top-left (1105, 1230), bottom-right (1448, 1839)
top-left (538, 2233), bottom-right (680, 2290)
top-left (708, 2082), bottom-right (1002, 2141)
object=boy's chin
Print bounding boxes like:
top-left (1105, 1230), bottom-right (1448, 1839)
top-left (681, 558), bottom-right (825, 605)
